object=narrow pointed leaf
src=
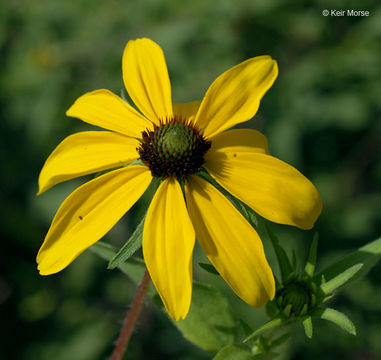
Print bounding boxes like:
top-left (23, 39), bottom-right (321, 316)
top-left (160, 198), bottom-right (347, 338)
top-left (199, 262), bottom-right (220, 275)
top-left (320, 264), bottom-right (363, 294)
top-left (282, 304), bottom-right (292, 317)
top-left (90, 241), bottom-right (156, 296)
top-left (323, 295), bottom-right (334, 303)
top-left (108, 215), bottom-right (145, 269)
top-left (213, 345), bottom-right (253, 360)
top-left (238, 319), bottom-right (254, 338)
top-left (244, 314), bottom-right (287, 342)
top-left (311, 293), bottom-right (317, 307)
top-left (266, 224), bottom-right (293, 282)
top-left (315, 237), bottom-right (381, 286)
top-left (300, 304), bottom-right (308, 316)
top-left (304, 233), bottom-right (318, 277)
top-left (311, 308), bottom-right (356, 336)
top-left (302, 316), bottom-right (313, 339)
top-left (228, 195), bottom-right (258, 229)
top-left (120, 89), bottom-right (130, 104)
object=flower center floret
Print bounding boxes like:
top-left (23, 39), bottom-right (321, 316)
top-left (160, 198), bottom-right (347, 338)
top-left (138, 117), bottom-right (211, 178)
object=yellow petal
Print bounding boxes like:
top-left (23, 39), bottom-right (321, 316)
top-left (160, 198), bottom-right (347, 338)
top-left (143, 178), bottom-right (195, 320)
top-left (123, 38), bottom-right (173, 123)
top-left (194, 56), bottom-right (278, 138)
top-left (185, 175), bottom-right (275, 307)
top-left (38, 131), bottom-right (139, 194)
top-left (205, 151), bottom-right (322, 230)
top-left (37, 166), bottom-right (152, 275)
top-left (173, 101), bottom-right (201, 123)
top-left (209, 129), bottom-right (269, 154)
top-left (66, 89), bottom-right (152, 137)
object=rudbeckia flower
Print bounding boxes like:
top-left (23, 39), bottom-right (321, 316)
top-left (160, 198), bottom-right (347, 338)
top-left (37, 38), bottom-right (322, 320)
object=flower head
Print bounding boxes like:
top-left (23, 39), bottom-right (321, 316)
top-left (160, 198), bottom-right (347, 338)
top-left (138, 117), bottom-right (211, 178)
top-left (37, 38), bottom-right (322, 320)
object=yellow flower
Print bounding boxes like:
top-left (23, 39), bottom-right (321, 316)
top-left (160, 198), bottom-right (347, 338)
top-left (37, 38), bottom-right (322, 320)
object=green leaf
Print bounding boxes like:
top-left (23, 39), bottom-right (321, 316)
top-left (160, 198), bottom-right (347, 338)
top-left (175, 282), bottom-right (236, 353)
top-left (228, 196), bottom-right (258, 229)
top-left (320, 264), bottom-right (363, 294)
top-left (107, 215), bottom-right (145, 269)
top-left (266, 224), bottom-right (293, 282)
top-left (304, 232), bottom-right (318, 277)
top-left (90, 241), bottom-right (156, 296)
top-left (199, 262), bottom-right (220, 275)
top-left (311, 308), bottom-right (356, 336)
top-left (239, 319), bottom-right (254, 339)
top-left (282, 304), bottom-right (292, 317)
top-left (120, 88), bottom-right (130, 103)
top-left (244, 314), bottom-right (288, 343)
top-left (302, 316), bottom-right (313, 339)
top-left (315, 237), bottom-right (381, 286)
top-left (127, 159), bottom-right (144, 166)
top-left (213, 345), bottom-right (253, 360)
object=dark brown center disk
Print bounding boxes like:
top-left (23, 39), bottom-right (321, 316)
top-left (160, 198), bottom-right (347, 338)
top-left (137, 117), bottom-right (211, 178)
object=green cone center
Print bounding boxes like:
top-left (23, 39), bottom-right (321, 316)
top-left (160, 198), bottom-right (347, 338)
top-left (160, 123), bottom-right (193, 156)
top-left (138, 118), bottom-right (211, 178)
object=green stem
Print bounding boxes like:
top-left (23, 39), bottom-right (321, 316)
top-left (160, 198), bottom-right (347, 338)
top-left (110, 269), bottom-right (151, 360)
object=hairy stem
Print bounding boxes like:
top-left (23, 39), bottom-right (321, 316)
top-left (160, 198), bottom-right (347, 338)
top-left (111, 269), bottom-right (151, 360)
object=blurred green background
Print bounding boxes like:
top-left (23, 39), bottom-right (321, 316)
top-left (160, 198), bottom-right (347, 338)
top-left (1, 0), bottom-right (381, 359)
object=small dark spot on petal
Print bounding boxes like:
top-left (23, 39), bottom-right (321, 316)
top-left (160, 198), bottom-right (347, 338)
top-left (233, 153), bottom-right (237, 157)
top-left (78, 216), bottom-right (83, 220)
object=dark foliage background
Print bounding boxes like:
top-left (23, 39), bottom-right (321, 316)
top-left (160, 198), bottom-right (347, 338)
top-left (1, 0), bottom-right (380, 359)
